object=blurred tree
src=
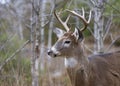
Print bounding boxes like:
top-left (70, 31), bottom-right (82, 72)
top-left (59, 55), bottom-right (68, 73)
top-left (91, 0), bottom-right (105, 53)
top-left (47, 0), bottom-right (55, 48)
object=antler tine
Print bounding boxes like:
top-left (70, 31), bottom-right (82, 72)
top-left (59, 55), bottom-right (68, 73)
top-left (54, 10), bottom-right (70, 32)
top-left (88, 10), bottom-right (92, 24)
top-left (82, 8), bottom-right (85, 18)
top-left (65, 14), bottom-right (70, 24)
top-left (67, 8), bottom-right (92, 32)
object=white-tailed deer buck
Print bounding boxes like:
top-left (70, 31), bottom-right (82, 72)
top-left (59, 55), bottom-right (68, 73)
top-left (47, 8), bottom-right (120, 86)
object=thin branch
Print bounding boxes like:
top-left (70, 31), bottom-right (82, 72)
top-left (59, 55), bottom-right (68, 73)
top-left (31, 0), bottom-right (39, 15)
top-left (103, 13), bottom-right (113, 40)
top-left (105, 36), bottom-right (120, 52)
top-left (0, 40), bottom-right (30, 71)
top-left (0, 34), bottom-right (15, 51)
top-left (89, 0), bottom-right (97, 6)
top-left (83, 44), bottom-right (94, 53)
top-left (88, 27), bottom-right (94, 36)
top-left (67, 0), bottom-right (73, 9)
top-left (105, 2), bottom-right (120, 14)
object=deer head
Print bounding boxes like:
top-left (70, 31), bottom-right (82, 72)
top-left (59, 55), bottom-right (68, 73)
top-left (48, 8), bottom-right (91, 58)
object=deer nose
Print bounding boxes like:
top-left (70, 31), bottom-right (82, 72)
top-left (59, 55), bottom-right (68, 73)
top-left (47, 50), bottom-right (57, 57)
top-left (47, 50), bottom-right (53, 55)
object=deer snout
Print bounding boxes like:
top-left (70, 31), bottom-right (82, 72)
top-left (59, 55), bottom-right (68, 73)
top-left (47, 50), bottom-right (53, 55)
top-left (47, 47), bottom-right (61, 57)
top-left (47, 49), bottom-right (57, 58)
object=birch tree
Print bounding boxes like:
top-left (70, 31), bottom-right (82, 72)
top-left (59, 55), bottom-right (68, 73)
top-left (39, 0), bottom-right (47, 70)
top-left (90, 0), bottom-right (105, 54)
top-left (31, 0), bottom-right (48, 85)
top-left (31, 0), bottom-right (40, 86)
top-left (48, 0), bottom-right (55, 48)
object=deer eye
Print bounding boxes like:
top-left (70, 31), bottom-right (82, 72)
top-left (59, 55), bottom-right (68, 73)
top-left (64, 40), bottom-right (71, 44)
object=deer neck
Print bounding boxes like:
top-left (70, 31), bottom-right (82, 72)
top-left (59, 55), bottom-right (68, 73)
top-left (65, 44), bottom-right (89, 68)
top-left (65, 44), bottom-right (89, 86)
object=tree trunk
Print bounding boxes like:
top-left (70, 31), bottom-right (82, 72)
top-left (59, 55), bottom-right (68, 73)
top-left (39, 0), bottom-right (47, 70)
top-left (31, 0), bottom-right (40, 86)
top-left (48, 0), bottom-right (55, 48)
top-left (93, 0), bottom-right (105, 54)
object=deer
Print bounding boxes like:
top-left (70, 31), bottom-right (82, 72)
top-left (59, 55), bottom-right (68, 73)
top-left (47, 8), bottom-right (120, 86)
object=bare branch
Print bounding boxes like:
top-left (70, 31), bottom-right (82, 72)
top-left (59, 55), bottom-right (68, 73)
top-left (105, 36), bottom-right (120, 52)
top-left (88, 27), bottom-right (94, 36)
top-left (83, 44), bottom-right (94, 53)
top-left (105, 2), bottom-right (120, 14)
top-left (0, 34), bottom-right (15, 51)
top-left (90, 0), bottom-right (97, 6)
top-left (0, 40), bottom-right (30, 71)
top-left (31, 0), bottom-right (39, 15)
top-left (103, 13), bottom-right (113, 40)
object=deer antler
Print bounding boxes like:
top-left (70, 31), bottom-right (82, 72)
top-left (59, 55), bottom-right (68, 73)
top-left (54, 10), bottom-right (71, 32)
top-left (67, 8), bottom-right (92, 32)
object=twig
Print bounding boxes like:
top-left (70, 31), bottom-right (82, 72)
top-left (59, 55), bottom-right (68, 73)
top-left (103, 12), bottom-right (113, 40)
top-left (67, 0), bottom-right (73, 9)
top-left (90, 0), bottom-right (97, 6)
top-left (31, 0), bottom-right (39, 15)
top-left (83, 44), bottom-right (94, 53)
top-left (88, 27), bottom-right (94, 36)
top-left (105, 36), bottom-right (120, 52)
top-left (0, 40), bottom-right (30, 71)
top-left (105, 2), bottom-right (120, 14)
top-left (0, 34), bottom-right (15, 51)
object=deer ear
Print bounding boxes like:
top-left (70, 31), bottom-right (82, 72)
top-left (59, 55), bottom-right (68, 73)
top-left (72, 28), bottom-right (83, 42)
top-left (53, 28), bottom-right (65, 38)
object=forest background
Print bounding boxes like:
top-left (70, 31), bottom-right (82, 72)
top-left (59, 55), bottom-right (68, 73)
top-left (0, 0), bottom-right (120, 86)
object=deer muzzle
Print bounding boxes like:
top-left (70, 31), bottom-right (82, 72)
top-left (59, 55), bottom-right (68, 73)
top-left (47, 50), bottom-right (56, 57)
top-left (47, 46), bottom-right (62, 58)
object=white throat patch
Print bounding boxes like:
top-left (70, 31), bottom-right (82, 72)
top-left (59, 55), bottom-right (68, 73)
top-left (65, 57), bottom-right (78, 68)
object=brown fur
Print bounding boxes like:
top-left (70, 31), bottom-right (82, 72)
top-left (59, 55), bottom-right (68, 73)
top-left (60, 32), bottom-right (120, 86)
top-left (66, 50), bottom-right (120, 86)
